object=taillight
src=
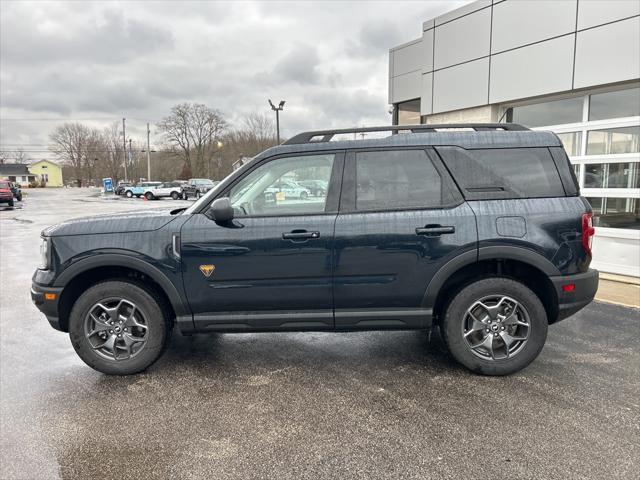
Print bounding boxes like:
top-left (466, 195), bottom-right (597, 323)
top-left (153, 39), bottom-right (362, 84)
top-left (582, 212), bottom-right (595, 256)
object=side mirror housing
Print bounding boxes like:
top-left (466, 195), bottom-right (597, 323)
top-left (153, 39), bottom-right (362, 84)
top-left (208, 197), bottom-right (234, 223)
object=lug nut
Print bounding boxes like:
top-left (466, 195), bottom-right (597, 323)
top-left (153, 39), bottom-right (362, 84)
top-left (494, 333), bottom-right (498, 337)
top-left (501, 327), bottom-right (505, 330)
top-left (124, 328), bottom-right (128, 331)
top-left (486, 329), bottom-right (490, 333)
top-left (109, 330), bottom-right (113, 334)
top-left (117, 334), bottom-right (122, 338)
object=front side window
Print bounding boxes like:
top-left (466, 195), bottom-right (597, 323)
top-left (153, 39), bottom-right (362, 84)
top-left (355, 150), bottom-right (457, 211)
top-left (229, 154), bottom-right (335, 216)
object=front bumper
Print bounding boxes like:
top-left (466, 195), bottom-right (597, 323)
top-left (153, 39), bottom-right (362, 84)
top-left (550, 269), bottom-right (599, 322)
top-left (31, 281), bottom-right (65, 331)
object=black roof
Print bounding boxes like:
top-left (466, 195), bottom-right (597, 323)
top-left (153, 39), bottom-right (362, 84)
top-left (0, 163), bottom-right (30, 175)
top-left (253, 124), bottom-right (562, 162)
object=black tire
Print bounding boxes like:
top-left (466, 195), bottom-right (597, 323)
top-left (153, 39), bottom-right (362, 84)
top-left (68, 281), bottom-right (171, 375)
top-left (171, 191), bottom-right (180, 200)
top-left (8, 199), bottom-right (14, 207)
top-left (16, 195), bottom-right (22, 202)
top-left (125, 190), bottom-right (133, 198)
top-left (196, 191), bottom-right (201, 199)
top-left (441, 277), bottom-right (547, 376)
top-left (299, 191), bottom-right (308, 200)
top-left (145, 192), bottom-right (154, 200)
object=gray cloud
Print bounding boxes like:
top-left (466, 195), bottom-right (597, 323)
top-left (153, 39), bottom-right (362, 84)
top-left (0, 0), bottom-right (469, 155)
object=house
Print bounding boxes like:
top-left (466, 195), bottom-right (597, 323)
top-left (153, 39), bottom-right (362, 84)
top-left (28, 160), bottom-right (63, 187)
top-left (0, 163), bottom-right (38, 185)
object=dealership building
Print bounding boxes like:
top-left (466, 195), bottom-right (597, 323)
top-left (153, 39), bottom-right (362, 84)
top-left (389, 0), bottom-right (640, 277)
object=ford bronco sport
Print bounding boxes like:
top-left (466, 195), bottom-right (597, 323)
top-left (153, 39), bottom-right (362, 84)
top-left (31, 124), bottom-right (599, 376)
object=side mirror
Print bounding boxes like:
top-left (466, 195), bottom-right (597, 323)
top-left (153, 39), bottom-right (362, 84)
top-left (208, 197), bottom-right (234, 223)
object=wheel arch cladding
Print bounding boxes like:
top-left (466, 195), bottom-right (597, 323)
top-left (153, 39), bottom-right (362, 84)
top-left (424, 247), bottom-right (560, 325)
top-left (55, 255), bottom-right (187, 332)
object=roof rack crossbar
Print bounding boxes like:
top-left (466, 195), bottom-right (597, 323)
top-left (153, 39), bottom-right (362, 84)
top-left (283, 123), bottom-right (529, 145)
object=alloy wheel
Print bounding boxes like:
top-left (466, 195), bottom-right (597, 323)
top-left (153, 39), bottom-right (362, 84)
top-left (462, 295), bottom-right (530, 360)
top-left (84, 298), bottom-right (148, 361)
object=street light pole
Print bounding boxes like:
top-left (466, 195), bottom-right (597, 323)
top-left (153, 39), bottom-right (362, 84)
top-left (268, 99), bottom-right (285, 144)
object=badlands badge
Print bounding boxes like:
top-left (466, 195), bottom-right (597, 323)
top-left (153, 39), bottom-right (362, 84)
top-left (199, 264), bottom-right (215, 278)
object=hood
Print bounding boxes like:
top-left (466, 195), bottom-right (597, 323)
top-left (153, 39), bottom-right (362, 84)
top-left (42, 209), bottom-right (180, 237)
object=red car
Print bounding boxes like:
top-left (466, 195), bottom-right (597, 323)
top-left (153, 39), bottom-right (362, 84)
top-left (0, 180), bottom-right (15, 207)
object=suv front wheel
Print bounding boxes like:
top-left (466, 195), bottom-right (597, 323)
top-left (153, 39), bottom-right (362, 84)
top-left (442, 278), bottom-right (547, 376)
top-left (68, 281), bottom-right (170, 375)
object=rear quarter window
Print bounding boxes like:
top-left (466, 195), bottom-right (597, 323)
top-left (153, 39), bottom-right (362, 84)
top-left (436, 147), bottom-right (566, 200)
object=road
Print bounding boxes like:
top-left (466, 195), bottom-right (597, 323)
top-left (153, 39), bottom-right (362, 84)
top-left (1, 188), bottom-right (639, 479)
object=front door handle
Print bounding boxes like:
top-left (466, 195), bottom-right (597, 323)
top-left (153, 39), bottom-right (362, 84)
top-left (416, 225), bottom-right (456, 236)
top-left (282, 230), bottom-right (320, 240)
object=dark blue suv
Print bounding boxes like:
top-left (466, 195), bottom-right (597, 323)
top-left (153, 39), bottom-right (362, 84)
top-left (31, 124), bottom-right (599, 375)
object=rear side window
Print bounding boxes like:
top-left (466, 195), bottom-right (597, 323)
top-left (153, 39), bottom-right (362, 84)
top-left (436, 147), bottom-right (566, 200)
top-left (355, 149), bottom-right (460, 211)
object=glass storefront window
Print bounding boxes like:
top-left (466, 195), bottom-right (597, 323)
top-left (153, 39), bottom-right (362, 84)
top-left (589, 87), bottom-right (640, 121)
top-left (586, 197), bottom-right (639, 230)
top-left (556, 131), bottom-right (582, 156)
top-left (507, 97), bottom-right (583, 127)
top-left (586, 126), bottom-right (640, 155)
top-left (396, 99), bottom-right (421, 125)
top-left (584, 162), bottom-right (640, 189)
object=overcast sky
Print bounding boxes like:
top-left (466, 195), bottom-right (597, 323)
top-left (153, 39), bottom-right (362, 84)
top-left (0, 0), bottom-right (467, 159)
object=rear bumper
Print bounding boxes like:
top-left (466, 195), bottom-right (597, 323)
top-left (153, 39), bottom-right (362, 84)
top-left (31, 281), bottom-right (65, 331)
top-left (550, 269), bottom-right (599, 322)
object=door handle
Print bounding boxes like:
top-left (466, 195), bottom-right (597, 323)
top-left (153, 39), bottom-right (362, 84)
top-left (282, 230), bottom-right (320, 240)
top-left (416, 225), bottom-right (455, 236)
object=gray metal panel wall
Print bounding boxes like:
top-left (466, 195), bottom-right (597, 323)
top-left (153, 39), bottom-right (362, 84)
top-left (490, 35), bottom-right (575, 104)
top-left (491, 0), bottom-right (577, 53)
top-left (574, 16), bottom-right (640, 89)
top-left (388, 0), bottom-right (640, 114)
top-left (434, 7), bottom-right (491, 70)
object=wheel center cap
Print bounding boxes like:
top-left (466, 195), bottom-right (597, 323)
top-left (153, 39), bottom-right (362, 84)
top-left (490, 322), bottom-right (500, 332)
top-left (114, 325), bottom-right (122, 333)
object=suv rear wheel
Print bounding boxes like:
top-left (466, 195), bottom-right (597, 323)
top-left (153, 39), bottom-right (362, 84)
top-left (170, 191), bottom-right (180, 200)
top-left (68, 281), bottom-right (170, 375)
top-left (441, 277), bottom-right (547, 376)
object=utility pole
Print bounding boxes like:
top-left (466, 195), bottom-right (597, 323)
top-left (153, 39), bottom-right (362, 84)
top-left (122, 118), bottom-right (127, 181)
top-left (129, 139), bottom-right (133, 181)
top-left (268, 99), bottom-right (285, 144)
top-left (146, 123), bottom-right (151, 181)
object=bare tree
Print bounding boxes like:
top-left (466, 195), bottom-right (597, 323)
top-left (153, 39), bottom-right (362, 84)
top-left (157, 103), bottom-right (227, 177)
top-left (0, 147), bottom-right (30, 164)
top-left (49, 123), bottom-right (102, 186)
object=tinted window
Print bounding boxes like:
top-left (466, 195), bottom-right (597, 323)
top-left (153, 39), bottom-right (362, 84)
top-left (437, 147), bottom-right (565, 199)
top-left (589, 87), bottom-right (640, 121)
top-left (355, 150), bottom-right (458, 211)
top-left (507, 97), bottom-right (583, 127)
top-left (229, 154), bottom-right (334, 216)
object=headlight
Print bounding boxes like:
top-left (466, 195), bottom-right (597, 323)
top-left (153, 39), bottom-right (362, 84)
top-left (39, 237), bottom-right (51, 270)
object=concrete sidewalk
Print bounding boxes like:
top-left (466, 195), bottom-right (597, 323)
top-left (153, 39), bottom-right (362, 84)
top-left (595, 273), bottom-right (640, 309)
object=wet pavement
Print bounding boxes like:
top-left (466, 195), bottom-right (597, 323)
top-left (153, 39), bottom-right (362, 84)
top-left (1, 188), bottom-right (639, 479)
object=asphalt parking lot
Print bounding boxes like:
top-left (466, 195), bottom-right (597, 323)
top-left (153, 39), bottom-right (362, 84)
top-left (1, 188), bottom-right (639, 480)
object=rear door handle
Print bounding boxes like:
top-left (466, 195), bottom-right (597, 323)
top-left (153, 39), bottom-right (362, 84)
top-left (282, 230), bottom-right (320, 240)
top-left (416, 225), bottom-right (456, 236)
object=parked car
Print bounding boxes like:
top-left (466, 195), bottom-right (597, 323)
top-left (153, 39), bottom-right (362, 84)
top-left (182, 178), bottom-right (216, 199)
top-left (115, 182), bottom-right (132, 196)
top-left (31, 124), bottom-right (598, 376)
top-left (143, 181), bottom-right (184, 200)
top-left (9, 182), bottom-right (22, 201)
top-left (0, 180), bottom-right (14, 207)
top-left (265, 180), bottom-right (311, 200)
top-left (298, 180), bottom-right (328, 196)
top-left (123, 182), bottom-right (161, 198)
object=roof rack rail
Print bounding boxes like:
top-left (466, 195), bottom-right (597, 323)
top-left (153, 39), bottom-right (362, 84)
top-left (283, 123), bottom-right (529, 145)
